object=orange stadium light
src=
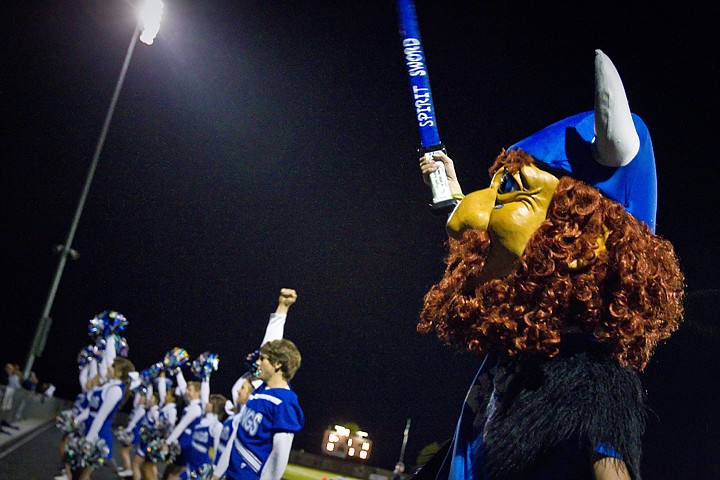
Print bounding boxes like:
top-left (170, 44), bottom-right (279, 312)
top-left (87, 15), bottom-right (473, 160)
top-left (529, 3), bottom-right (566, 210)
top-left (321, 425), bottom-right (372, 461)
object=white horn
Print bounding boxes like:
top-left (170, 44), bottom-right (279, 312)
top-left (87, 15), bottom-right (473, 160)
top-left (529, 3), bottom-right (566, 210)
top-left (593, 49), bottom-right (640, 167)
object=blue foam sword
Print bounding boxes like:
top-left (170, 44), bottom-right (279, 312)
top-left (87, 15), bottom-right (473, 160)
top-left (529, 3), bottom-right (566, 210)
top-left (397, 0), bottom-right (456, 214)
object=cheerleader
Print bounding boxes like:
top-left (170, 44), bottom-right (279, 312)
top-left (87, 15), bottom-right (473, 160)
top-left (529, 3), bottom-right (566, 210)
top-left (158, 375), bottom-right (178, 431)
top-left (138, 390), bottom-right (161, 480)
top-left (212, 288), bottom-right (298, 480)
top-left (212, 378), bottom-right (260, 480)
top-left (219, 340), bottom-right (304, 480)
top-left (117, 386), bottom-right (147, 478)
top-left (54, 346), bottom-right (98, 480)
top-left (54, 381), bottom-right (91, 480)
top-left (184, 394), bottom-right (228, 479)
top-left (74, 356), bottom-right (135, 480)
top-left (57, 330), bottom-right (117, 480)
top-left (228, 289), bottom-right (296, 412)
top-left (180, 350), bottom-right (221, 479)
top-left (161, 381), bottom-right (204, 480)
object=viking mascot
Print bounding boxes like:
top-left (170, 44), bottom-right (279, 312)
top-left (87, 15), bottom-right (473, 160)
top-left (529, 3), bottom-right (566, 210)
top-left (418, 50), bottom-right (684, 480)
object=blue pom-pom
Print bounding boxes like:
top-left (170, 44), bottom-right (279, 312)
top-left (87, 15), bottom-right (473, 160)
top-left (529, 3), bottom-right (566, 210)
top-left (191, 352), bottom-right (220, 380)
top-left (244, 350), bottom-right (261, 377)
top-left (163, 347), bottom-right (189, 374)
top-left (64, 435), bottom-right (109, 470)
top-left (140, 365), bottom-right (161, 385)
top-left (77, 344), bottom-right (101, 369)
top-left (88, 310), bottom-right (128, 339)
top-left (189, 464), bottom-right (214, 480)
top-left (115, 335), bottom-right (129, 357)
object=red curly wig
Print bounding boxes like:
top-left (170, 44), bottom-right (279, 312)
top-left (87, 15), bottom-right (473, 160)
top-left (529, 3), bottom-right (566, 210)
top-left (418, 150), bottom-right (685, 371)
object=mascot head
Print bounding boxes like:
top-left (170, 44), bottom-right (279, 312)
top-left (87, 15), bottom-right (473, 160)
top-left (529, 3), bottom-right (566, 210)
top-left (419, 51), bottom-right (684, 371)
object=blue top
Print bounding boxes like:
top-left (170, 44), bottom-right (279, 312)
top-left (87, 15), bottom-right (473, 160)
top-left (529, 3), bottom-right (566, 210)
top-left (226, 385), bottom-right (304, 479)
top-left (71, 391), bottom-right (90, 435)
top-left (71, 392), bottom-right (88, 419)
top-left (185, 414), bottom-right (222, 474)
top-left (86, 380), bottom-right (125, 457)
top-left (137, 405), bottom-right (160, 456)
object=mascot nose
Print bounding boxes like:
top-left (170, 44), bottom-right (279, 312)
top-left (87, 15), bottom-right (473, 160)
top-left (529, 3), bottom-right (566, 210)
top-left (446, 188), bottom-right (497, 239)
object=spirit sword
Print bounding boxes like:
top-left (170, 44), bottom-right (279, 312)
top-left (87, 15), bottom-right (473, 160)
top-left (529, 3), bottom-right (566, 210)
top-left (396, 0), bottom-right (456, 214)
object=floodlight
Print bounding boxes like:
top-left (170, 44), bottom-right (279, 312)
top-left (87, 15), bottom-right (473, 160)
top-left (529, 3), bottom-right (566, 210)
top-left (139, 0), bottom-right (164, 45)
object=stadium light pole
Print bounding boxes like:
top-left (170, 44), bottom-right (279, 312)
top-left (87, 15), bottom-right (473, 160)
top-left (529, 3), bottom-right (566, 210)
top-left (398, 418), bottom-right (411, 466)
top-left (22, 0), bottom-right (164, 380)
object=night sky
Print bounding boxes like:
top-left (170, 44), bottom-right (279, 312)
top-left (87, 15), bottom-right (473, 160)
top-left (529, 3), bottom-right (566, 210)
top-left (2, 1), bottom-right (718, 477)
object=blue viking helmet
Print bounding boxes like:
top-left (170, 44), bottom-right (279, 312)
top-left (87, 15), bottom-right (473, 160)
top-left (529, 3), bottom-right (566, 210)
top-left (509, 50), bottom-right (657, 232)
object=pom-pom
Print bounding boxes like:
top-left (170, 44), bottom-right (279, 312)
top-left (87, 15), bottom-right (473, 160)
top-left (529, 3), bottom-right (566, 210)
top-left (114, 427), bottom-right (134, 447)
top-left (88, 310), bottom-right (128, 339)
top-left (132, 383), bottom-right (148, 395)
top-left (139, 424), bottom-right (158, 446)
top-left (94, 334), bottom-right (129, 357)
top-left (87, 317), bottom-right (105, 340)
top-left (163, 347), bottom-right (189, 375)
top-left (143, 437), bottom-right (166, 463)
top-left (56, 410), bottom-right (79, 435)
top-left (103, 310), bottom-right (128, 335)
top-left (188, 464), bottom-right (214, 480)
top-left (164, 442), bottom-right (181, 463)
top-left (77, 345), bottom-right (101, 369)
top-left (140, 421), bottom-right (179, 462)
top-left (94, 336), bottom-right (106, 351)
top-left (140, 425), bottom-right (167, 462)
top-left (140, 363), bottom-right (164, 385)
top-left (190, 352), bottom-right (220, 380)
top-left (115, 335), bottom-right (129, 357)
top-left (64, 435), bottom-right (109, 471)
top-left (244, 350), bottom-right (260, 377)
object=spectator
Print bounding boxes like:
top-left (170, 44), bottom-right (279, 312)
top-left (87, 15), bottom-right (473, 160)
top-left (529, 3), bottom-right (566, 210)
top-left (4, 363), bottom-right (22, 389)
top-left (393, 462), bottom-right (406, 480)
top-left (1, 363), bottom-right (21, 432)
top-left (42, 383), bottom-right (56, 397)
top-left (22, 371), bottom-right (39, 392)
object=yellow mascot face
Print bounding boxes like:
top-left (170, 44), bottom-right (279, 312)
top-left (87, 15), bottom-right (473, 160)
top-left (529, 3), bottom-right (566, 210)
top-left (446, 164), bottom-right (559, 281)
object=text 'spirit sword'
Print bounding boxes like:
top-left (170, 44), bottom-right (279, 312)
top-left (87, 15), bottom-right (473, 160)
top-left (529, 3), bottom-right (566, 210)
top-left (397, 0), bottom-right (456, 214)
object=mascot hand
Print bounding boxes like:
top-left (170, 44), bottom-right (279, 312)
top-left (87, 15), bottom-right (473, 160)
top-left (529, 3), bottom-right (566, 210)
top-left (419, 152), bottom-right (463, 196)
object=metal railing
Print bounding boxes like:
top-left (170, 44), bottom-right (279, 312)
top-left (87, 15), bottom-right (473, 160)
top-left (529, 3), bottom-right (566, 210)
top-left (0, 385), bottom-right (70, 425)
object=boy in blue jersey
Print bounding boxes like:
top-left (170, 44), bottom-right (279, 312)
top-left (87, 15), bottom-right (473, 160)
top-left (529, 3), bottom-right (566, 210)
top-left (213, 288), bottom-right (300, 480)
top-left (220, 339), bottom-right (303, 480)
